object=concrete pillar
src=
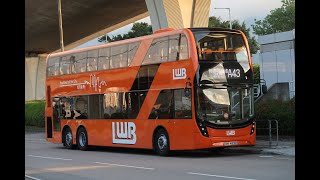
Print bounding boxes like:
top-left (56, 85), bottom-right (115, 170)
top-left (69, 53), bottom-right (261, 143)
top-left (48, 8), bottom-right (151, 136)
top-left (145, 0), bottom-right (211, 32)
top-left (25, 54), bottom-right (47, 101)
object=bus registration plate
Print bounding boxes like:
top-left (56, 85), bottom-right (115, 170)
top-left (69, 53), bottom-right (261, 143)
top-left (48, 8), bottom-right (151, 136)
top-left (224, 141), bottom-right (238, 146)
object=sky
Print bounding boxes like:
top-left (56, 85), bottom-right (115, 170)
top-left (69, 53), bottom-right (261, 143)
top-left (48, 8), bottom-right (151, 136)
top-left (75, 0), bottom-right (283, 49)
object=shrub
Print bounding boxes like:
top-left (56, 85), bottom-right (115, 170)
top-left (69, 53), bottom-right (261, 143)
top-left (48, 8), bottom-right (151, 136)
top-left (255, 99), bottom-right (295, 136)
top-left (25, 100), bottom-right (45, 127)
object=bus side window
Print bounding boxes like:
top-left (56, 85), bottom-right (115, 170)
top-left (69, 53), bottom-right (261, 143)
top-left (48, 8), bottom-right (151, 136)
top-left (74, 96), bottom-right (88, 119)
top-left (168, 35), bottom-right (179, 61)
top-left (179, 35), bottom-right (189, 60)
top-left (149, 90), bottom-right (174, 119)
top-left (174, 89), bottom-right (192, 119)
top-left (143, 37), bottom-right (168, 65)
top-left (47, 57), bottom-right (60, 76)
top-left (111, 45), bottom-right (128, 69)
top-left (60, 56), bottom-right (72, 75)
top-left (128, 42), bottom-right (140, 66)
top-left (87, 50), bottom-right (98, 72)
top-left (98, 47), bottom-right (110, 70)
top-left (73, 52), bottom-right (87, 73)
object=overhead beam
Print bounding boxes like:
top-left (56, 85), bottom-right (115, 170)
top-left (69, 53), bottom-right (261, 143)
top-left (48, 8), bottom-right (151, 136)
top-left (145, 0), bottom-right (210, 32)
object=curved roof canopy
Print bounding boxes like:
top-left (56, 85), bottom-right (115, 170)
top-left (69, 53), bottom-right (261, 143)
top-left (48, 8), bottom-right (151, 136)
top-left (25, 0), bottom-right (148, 54)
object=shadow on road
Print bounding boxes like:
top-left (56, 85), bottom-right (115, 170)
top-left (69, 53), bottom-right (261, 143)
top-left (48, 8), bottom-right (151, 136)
top-left (54, 145), bottom-right (255, 158)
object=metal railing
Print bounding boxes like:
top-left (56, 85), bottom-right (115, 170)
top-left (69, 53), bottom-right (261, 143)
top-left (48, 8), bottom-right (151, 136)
top-left (256, 119), bottom-right (279, 147)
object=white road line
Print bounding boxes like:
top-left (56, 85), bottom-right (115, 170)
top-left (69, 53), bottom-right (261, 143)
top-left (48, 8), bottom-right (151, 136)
top-left (187, 172), bottom-right (256, 180)
top-left (259, 155), bottom-right (273, 158)
top-left (25, 175), bottom-right (41, 180)
top-left (94, 162), bottom-right (154, 170)
top-left (28, 155), bottom-right (72, 161)
top-left (275, 157), bottom-right (293, 160)
top-left (25, 138), bottom-right (46, 141)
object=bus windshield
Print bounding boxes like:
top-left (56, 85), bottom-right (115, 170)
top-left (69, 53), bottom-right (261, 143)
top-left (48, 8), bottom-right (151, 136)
top-left (196, 85), bottom-right (254, 125)
top-left (193, 30), bottom-right (254, 126)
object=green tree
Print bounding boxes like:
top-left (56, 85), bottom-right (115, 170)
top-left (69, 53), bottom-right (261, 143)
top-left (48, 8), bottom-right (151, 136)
top-left (253, 64), bottom-right (260, 83)
top-left (98, 22), bottom-right (152, 43)
top-left (252, 0), bottom-right (295, 35)
top-left (208, 16), bottom-right (259, 54)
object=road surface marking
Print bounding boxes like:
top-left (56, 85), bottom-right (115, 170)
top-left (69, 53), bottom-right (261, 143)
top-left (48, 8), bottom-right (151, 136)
top-left (275, 157), bottom-right (293, 160)
top-left (25, 165), bottom-right (111, 174)
top-left (25, 138), bottom-right (46, 141)
top-left (94, 162), bottom-right (155, 170)
top-left (28, 155), bottom-right (72, 161)
top-left (259, 155), bottom-right (273, 158)
top-left (25, 175), bottom-right (41, 180)
top-left (187, 172), bottom-right (256, 180)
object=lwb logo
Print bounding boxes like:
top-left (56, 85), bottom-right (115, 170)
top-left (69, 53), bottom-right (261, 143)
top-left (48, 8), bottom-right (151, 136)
top-left (173, 68), bottom-right (186, 80)
top-left (112, 122), bottom-right (136, 144)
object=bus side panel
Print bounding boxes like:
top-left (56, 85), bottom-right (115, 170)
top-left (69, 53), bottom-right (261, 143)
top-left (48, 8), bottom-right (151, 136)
top-left (169, 119), bottom-right (199, 150)
top-left (61, 119), bottom-right (156, 149)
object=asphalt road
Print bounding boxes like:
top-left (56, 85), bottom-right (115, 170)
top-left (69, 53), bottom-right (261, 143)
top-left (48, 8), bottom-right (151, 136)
top-left (26, 133), bottom-right (295, 180)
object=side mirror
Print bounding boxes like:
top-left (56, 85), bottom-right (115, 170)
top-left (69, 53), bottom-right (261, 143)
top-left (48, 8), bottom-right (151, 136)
top-left (261, 85), bottom-right (267, 94)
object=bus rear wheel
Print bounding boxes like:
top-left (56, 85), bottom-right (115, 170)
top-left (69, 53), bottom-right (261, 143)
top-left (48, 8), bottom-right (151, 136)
top-left (77, 127), bottom-right (88, 151)
top-left (62, 127), bottom-right (75, 149)
top-left (154, 129), bottom-right (170, 156)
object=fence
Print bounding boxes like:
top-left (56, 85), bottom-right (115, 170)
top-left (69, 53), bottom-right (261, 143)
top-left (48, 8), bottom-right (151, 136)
top-left (256, 119), bottom-right (279, 147)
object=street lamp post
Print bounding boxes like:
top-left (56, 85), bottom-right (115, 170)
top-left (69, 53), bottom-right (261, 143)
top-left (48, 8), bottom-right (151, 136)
top-left (57, 0), bottom-right (64, 51)
top-left (214, 7), bottom-right (232, 29)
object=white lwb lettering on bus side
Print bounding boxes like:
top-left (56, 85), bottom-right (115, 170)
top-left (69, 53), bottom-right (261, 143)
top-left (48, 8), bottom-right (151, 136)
top-left (172, 68), bottom-right (186, 80)
top-left (112, 122), bottom-right (137, 144)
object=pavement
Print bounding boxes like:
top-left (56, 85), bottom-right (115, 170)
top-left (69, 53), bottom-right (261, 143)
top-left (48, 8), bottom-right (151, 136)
top-left (227, 136), bottom-right (295, 157)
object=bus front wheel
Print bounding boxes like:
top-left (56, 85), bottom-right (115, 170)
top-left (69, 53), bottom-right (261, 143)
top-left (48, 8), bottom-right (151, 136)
top-left (154, 129), bottom-right (170, 156)
top-left (77, 127), bottom-right (88, 151)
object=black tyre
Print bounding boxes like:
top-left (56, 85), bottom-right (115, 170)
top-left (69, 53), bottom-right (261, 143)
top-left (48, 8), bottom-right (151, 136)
top-left (154, 129), bottom-right (170, 156)
top-left (77, 127), bottom-right (88, 151)
top-left (62, 127), bottom-right (75, 149)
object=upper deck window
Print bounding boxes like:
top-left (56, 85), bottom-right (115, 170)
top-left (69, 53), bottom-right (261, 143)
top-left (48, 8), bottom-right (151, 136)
top-left (47, 57), bottom-right (60, 76)
top-left (110, 44), bottom-right (128, 69)
top-left (142, 34), bottom-right (189, 65)
top-left (194, 31), bottom-right (248, 62)
top-left (87, 50), bottom-right (98, 72)
top-left (47, 41), bottom-right (140, 76)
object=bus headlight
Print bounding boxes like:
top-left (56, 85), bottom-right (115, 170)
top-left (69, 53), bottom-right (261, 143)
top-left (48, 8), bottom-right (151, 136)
top-left (197, 120), bottom-right (209, 137)
top-left (250, 121), bottom-right (255, 135)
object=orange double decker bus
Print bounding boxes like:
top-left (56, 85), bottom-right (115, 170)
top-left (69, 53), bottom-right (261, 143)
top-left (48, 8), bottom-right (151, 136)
top-left (45, 27), bottom-right (256, 156)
